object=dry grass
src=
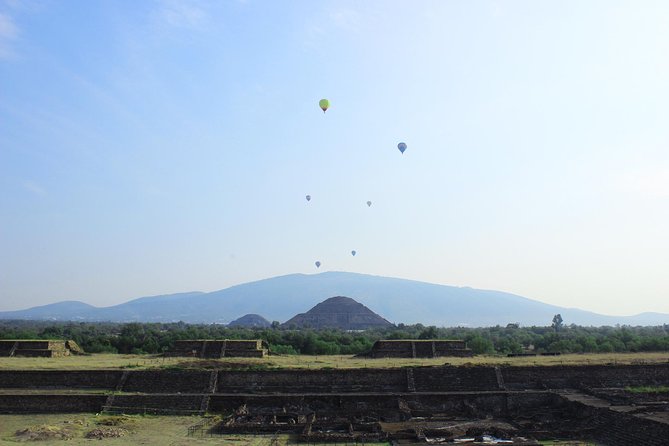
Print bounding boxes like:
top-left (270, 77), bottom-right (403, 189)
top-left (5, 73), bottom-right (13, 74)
top-left (0, 351), bottom-right (668, 371)
top-left (0, 414), bottom-right (390, 445)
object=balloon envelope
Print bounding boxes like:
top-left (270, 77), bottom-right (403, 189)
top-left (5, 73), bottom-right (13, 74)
top-left (398, 142), bottom-right (407, 154)
top-left (319, 99), bottom-right (330, 113)
top-left (366, 201), bottom-right (372, 207)
top-left (315, 261), bottom-right (321, 268)
top-left (305, 195), bottom-right (311, 202)
top-left (351, 250), bottom-right (356, 256)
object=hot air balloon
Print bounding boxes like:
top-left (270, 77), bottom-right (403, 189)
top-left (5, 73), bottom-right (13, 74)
top-left (366, 201), bottom-right (372, 207)
top-left (305, 195), bottom-right (311, 202)
top-left (319, 99), bottom-right (330, 113)
top-left (351, 250), bottom-right (356, 256)
top-left (315, 261), bottom-right (321, 268)
top-left (398, 142), bottom-right (407, 154)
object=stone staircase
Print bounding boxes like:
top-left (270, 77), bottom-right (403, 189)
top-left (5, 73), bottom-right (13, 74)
top-left (8, 342), bottom-right (18, 357)
top-left (406, 369), bottom-right (416, 392)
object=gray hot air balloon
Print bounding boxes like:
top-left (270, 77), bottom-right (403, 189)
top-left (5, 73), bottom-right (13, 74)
top-left (315, 261), bottom-right (321, 268)
top-left (351, 250), bottom-right (356, 256)
top-left (305, 195), bottom-right (311, 202)
top-left (366, 201), bottom-right (372, 207)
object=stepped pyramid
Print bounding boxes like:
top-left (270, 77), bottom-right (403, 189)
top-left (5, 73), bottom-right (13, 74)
top-left (283, 296), bottom-right (393, 330)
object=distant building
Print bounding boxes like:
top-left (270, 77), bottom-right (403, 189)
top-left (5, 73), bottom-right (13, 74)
top-left (366, 339), bottom-right (473, 358)
top-left (169, 339), bottom-right (268, 358)
top-left (0, 340), bottom-right (83, 357)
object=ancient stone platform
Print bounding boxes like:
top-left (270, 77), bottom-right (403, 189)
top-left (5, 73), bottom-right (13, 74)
top-left (0, 340), bottom-right (83, 358)
top-left (0, 363), bottom-right (667, 444)
top-left (169, 339), bottom-right (268, 358)
top-left (366, 339), bottom-right (473, 358)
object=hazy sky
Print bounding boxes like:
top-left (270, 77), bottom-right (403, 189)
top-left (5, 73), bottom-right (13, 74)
top-left (1, 0), bottom-right (668, 316)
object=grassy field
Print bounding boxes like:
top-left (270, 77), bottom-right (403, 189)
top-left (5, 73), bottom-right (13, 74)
top-left (0, 351), bottom-right (667, 370)
top-left (0, 413), bottom-right (391, 445)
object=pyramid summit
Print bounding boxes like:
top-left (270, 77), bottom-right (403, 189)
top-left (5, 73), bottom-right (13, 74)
top-left (228, 313), bottom-right (271, 328)
top-left (282, 296), bottom-right (393, 330)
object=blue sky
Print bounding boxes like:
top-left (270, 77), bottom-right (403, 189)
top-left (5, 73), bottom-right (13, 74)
top-left (1, 0), bottom-right (668, 316)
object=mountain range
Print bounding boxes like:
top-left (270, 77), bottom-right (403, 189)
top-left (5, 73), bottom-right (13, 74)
top-left (0, 272), bottom-right (667, 327)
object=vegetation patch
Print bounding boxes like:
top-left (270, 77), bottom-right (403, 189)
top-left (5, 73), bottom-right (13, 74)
top-left (14, 420), bottom-right (84, 441)
top-left (95, 415), bottom-right (136, 428)
top-left (85, 426), bottom-right (128, 439)
top-left (625, 385), bottom-right (669, 393)
top-left (2, 319), bottom-right (669, 357)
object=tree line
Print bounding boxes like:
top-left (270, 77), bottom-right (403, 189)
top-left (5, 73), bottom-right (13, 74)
top-left (1, 320), bottom-right (668, 356)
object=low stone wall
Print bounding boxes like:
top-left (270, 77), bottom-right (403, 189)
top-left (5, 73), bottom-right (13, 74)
top-left (216, 369), bottom-right (407, 393)
top-left (209, 393), bottom-right (410, 420)
top-left (502, 364), bottom-right (669, 390)
top-left (121, 370), bottom-right (212, 393)
top-left (170, 340), bottom-right (268, 358)
top-left (0, 370), bottom-right (122, 389)
top-left (1, 364), bottom-right (666, 395)
top-left (368, 340), bottom-right (472, 358)
top-left (106, 394), bottom-right (204, 415)
top-left (564, 394), bottom-right (669, 446)
top-left (0, 394), bottom-right (106, 413)
top-left (208, 391), bottom-right (559, 420)
top-left (594, 409), bottom-right (669, 446)
top-left (413, 366), bottom-right (500, 392)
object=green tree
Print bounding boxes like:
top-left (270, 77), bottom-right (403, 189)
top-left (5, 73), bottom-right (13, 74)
top-left (468, 335), bottom-right (494, 354)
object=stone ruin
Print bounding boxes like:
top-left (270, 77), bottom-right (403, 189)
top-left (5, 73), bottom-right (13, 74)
top-left (0, 340), bottom-right (83, 358)
top-left (365, 339), bottom-right (473, 358)
top-left (1, 364), bottom-right (668, 444)
top-left (214, 400), bottom-right (539, 444)
top-left (169, 339), bottom-right (268, 358)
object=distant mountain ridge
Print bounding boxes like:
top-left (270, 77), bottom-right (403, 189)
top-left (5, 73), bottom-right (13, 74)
top-left (0, 272), bottom-right (667, 327)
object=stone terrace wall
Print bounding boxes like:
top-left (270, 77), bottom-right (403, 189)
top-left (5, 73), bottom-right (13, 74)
top-left (1, 364), bottom-right (667, 394)
top-left (0, 370), bottom-right (122, 389)
top-left (0, 343), bottom-right (14, 355)
top-left (502, 364), bottom-right (669, 390)
top-left (210, 393), bottom-right (410, 419)
top-left (434, 343), bottom-right (472, 357)
top-left (413, 366), bottom-right (500, 391)
top-left (370, 340), bottom-right (472, 358)
top-left (216, 369), bottom-right (407, 393)
top-left (371, 340), bottom-right (414, 357)
top-left (171, 340), bottom-right (267, 358)
top-left (215, 367), bottom-right (501, 394)
top-left (564, 395), bottom-right (669, 446)
top-left (209, 391), bottom-right (558, 420)
top-left (0, 394), bottom-right (106, 413)
top-left (107, 394), bottom-right (203, 415)
top-left (0, 340), bottom-right (81, 358)
top-left (594, 409), bottom-right (669, 446)
top-left (121, 370), bottom-right (212, 393)
top-left (171, 340), bottom-right (202, 355)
